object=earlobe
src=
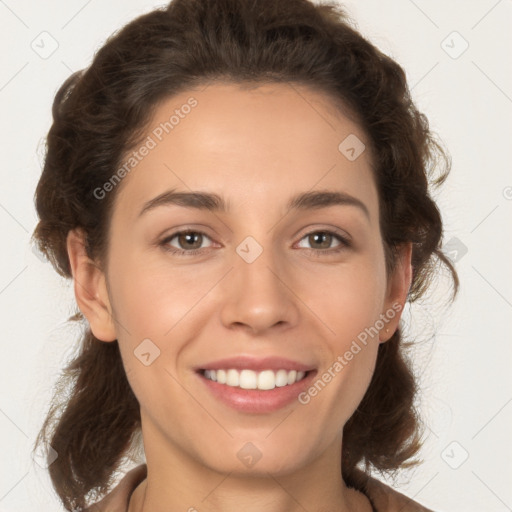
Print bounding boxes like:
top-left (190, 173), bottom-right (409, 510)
top-left (379, 242), bottom-right (413, 343)
top-left (66, 228), bottom-right (117, 342)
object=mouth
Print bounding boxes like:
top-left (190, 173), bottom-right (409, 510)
top-left (197, 368), bottom-right (311, 390)
top-left (195, 366), bottom-right (318, 413)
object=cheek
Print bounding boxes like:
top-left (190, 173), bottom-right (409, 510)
top-left (108, 249), bottom-right (211, 335)
top-left (107, 250), bottom-right (223, 393)
top-left (298, 265), bottom-right (385, 435)
top-left (302, 252), bottom-right (388, 342)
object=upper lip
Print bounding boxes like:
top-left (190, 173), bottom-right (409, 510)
top-left (196, 356), bottom-right (316, 373)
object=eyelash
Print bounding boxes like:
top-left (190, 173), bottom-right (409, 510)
top-left (159, 229), bottom-right (351, 257)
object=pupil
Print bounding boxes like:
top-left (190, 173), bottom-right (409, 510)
top-left (311, 232), bottom-right (330, 249)
top-left (180, 232), bottom-right (201, 249)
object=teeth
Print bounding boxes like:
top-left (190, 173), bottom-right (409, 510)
top-left (240, 369), bottom-right (257, 389)
top-left (226, 369), bottom-right (239, 387)
top-left (202, 369), bottom-right (307, 390)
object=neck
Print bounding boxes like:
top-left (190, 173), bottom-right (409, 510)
top-left (129, 470), bottom-right (373, 512)
top-left (128, 433), bottom-right (373, 512)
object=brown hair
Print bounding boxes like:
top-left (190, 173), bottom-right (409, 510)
top-left (32, 0), bottom-right (458, 509)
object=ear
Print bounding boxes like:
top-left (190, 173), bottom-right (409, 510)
top-left (66, 228), bottom-right (117, 342)
top-left (379, 242), bottom-right (412, 343)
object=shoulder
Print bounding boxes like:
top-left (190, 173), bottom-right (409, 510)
top-left (83, 464), bottom-right (147, 512)
top-left (365, 474), bottom-right (435, 512)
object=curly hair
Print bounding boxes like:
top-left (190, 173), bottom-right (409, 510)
top-left (32, 0), bottom-right (458, 509)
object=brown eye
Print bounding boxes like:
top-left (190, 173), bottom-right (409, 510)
top-left (296, 230), bottom-right (351, 255)
top-left (161, 230), bottom-right (214, 255)
top-left (308, 232), bottom-right (335, 249)
top-left (176, 232), bottom-right (204, 250)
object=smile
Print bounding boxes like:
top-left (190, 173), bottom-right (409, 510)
top-left (197, 368), bottom-right (317, 413)
top-left (201, 368), bottom-right (308, 390)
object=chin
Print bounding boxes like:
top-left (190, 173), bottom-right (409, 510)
top-left (198, 439), bottom-right (314, 477)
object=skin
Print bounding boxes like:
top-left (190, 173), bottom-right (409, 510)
top-left (67, 83), bottom-right (412, 512)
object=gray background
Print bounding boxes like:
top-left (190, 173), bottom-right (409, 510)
top-left (0, 0), bottom-right (511, 510)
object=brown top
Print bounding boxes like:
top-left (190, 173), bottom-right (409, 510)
top-left (84, 464), bottom-right (434, 512)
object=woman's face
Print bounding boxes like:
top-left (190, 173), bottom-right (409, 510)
top-left (74, 82), bottom-right (410, 477)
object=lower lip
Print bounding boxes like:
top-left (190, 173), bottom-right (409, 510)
top-left (197, 370), bottom-right (317, 413)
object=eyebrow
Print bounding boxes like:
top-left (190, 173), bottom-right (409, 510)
top-left (138, 188), bottom-right (370, 220)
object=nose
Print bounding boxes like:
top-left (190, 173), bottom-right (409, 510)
top-left (219, 242), bottom-right (300, 336)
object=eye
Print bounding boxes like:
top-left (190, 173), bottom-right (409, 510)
top-left (296, 230), bottom-right (351, 255)
top-left (159, 228), bottom-right (351, 257)
top-left (160, 230), bottom-right (214, 255)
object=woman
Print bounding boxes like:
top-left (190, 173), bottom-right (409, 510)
top-left (32, 0), bottom-right (458, 510)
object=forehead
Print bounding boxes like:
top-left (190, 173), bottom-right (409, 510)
top-left (112, 82), bottom-right (377, 222)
